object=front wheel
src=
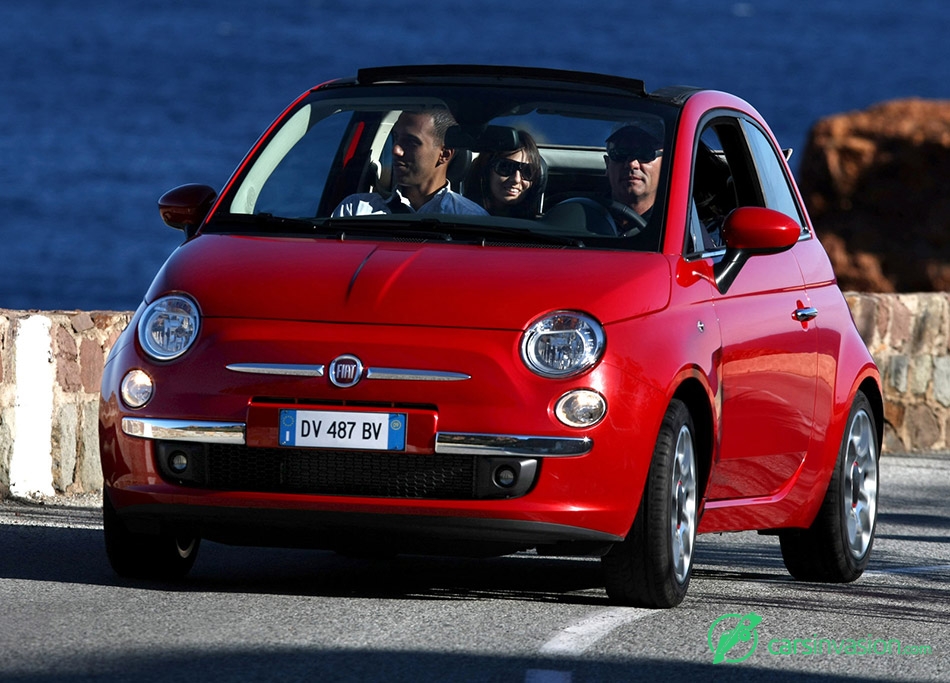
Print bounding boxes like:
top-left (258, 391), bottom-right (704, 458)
top-left (779, 390), bottom-right (880, 582)
top-left (103, 491), bottom-right (200, 580)
top-left (602, 399), bottom-right (699, 608)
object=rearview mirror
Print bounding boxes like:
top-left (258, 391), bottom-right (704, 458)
top-left (158, 184), bottom-right (217, 235)
top-left (713, 206), bottom-right (802, 294)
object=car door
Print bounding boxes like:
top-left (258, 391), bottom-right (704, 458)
top-left (697, 117), bottom-right (820, 500)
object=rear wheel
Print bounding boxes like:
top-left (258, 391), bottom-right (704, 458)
top-left (103, 491), bottom-right (200, 580)
top-left (602, 399), bottom-right (698, 608)
top-left (779, 390), bottom-right (879, 582)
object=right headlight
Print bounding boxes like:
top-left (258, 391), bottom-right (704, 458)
top-left (138, 294), bottom-right (201, 361)
top-left (521, 311), bottom-right (605, 378)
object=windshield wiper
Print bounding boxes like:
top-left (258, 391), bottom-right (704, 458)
top-left (208, 213), bottom-right (584, 247)
top-left (325, 216), bottom-right (585, 247)
top-left (204, 213), bottom-right (321, 234)
top-left (436, 221), bottom-right (586, 247)
top-left (321, 216), bottom-right (454, 242)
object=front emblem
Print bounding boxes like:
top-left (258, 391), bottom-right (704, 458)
top-left (328, 354), bottom-right (363, 388)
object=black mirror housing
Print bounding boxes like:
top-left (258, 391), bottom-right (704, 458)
top-left (158, 184), bottom-right (218, 234)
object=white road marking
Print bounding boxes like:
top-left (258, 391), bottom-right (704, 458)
top-left (526, 608), bottom-right (656, 682)
top-left (539, 607), bottom-right (655, 655)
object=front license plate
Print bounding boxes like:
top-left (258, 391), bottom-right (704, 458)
top-left (278, 409), bottom-right (407, 451)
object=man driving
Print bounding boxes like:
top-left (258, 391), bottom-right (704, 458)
top-left (604, 124), bottom-right (664, 223)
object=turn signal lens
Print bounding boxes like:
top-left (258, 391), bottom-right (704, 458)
top-left (555, 389), bottom-right (607, 428)
top-left (120, 369), bottom-right (154, 409)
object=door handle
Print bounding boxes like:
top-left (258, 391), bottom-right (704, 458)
top-left (793, 306), bottom-right (818, 322)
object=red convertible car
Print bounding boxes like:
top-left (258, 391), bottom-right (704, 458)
top-left (99, 65), bottom-right (882, 607)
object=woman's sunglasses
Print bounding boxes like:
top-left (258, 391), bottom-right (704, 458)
top-left (491, 158), bottom-right (536, 181)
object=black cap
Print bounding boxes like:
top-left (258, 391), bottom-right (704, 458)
top-left (606, 123), bottom-right (662, 150)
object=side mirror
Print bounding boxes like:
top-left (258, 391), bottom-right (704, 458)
top-left (713, 206), bottom-right (802, 294)
top-left (158, 184), bottom-right (217, 235)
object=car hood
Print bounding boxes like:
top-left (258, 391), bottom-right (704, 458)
top-left (146, 234), bottom-right (672, 329)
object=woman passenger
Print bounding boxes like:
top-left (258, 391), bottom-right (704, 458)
top-left (467, 130), bottom-right (544, 218)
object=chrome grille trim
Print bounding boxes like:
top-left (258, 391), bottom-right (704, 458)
top-left (226, 363), bottom-right (469, 381)
top-left (366, 368), bottom-right (471, 381)
top-left (226, 363), bottom-right (325, 377)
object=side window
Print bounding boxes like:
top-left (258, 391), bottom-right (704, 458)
top-left (687, 125), bottom-right (736, 253)
top-left (740, 119), bottom-right (806, 232)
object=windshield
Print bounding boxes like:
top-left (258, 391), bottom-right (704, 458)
top-left (212, 82), bottom-right (679, 251)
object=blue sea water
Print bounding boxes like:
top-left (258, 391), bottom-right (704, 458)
top-left (2, 0), bottom-right (948, 311)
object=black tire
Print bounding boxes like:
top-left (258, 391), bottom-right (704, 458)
top-left (602, 399), bottom-right (699, 608)
top-left (779, 390), bottom-right (880, 582)
top-left (103, 490), bottom-right (200, 580)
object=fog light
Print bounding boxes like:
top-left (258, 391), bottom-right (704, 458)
top-left (494, 465), bottom-right (517, 488)
top-left (169, 451), bottom-right (189, 473)
top-left (555, 389), bottom-right (607, 428)
top-left (120, 369), bottom-right (154, 409)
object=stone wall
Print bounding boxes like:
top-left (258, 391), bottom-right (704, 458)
top-left (846, 293), bottom-right (950, 453)
top-left (0, 296), bottom-right (948, 498)
top-left (0, 310), bottom-right (131, 498)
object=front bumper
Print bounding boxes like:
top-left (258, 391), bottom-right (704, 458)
top-left (110, 419), bottom-right (623, 554)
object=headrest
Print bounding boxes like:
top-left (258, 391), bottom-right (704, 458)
top-left (444, 125), bottom-right (522, 153)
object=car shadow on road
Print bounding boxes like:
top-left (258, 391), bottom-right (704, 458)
top-left (689, 521), bottom-right (950, 626)
top-left (2, 498), bottom-right (947, 613)
top-left (0, 515), bottom-right (612, 605)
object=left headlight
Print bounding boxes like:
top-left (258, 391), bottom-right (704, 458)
top-left (521, 311), bottom-right (605, 378)
top-left (138, 294), bottom-right (201, 361)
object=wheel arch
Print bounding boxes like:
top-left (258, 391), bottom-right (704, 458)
top-left (672, 377), bottom-right (715, 500)
top-left (858, 375), bottom-right (884, 454)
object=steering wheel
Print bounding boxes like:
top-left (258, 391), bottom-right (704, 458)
top-left (540, 197), bottom-right (648, 238)
top-left (602, 200), bottom-right (648, 237)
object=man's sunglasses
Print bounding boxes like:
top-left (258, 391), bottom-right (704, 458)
top-left (491, 158), bottom-right (536, 181)
top-left (606, 147), bottom-right (663, 164)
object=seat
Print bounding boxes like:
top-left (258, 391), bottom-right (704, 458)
top-left (447, 149), bottom-right (472, 193)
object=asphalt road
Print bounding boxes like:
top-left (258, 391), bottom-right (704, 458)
top-left (1, 455), bottom-right (947, 682)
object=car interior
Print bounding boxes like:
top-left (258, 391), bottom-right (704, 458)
top-left (227, 92), bottom-right (802, 258)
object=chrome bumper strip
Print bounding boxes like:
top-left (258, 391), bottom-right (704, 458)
top-left (435, 432), bottom-right (592, 457)
top-left (121, 421), bottom-right (586, 456)
top-left (122, 418), bottom-right (246, 444)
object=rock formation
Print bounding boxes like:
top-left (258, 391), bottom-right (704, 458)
top-left (797, 98), bottom-right (950, 292)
